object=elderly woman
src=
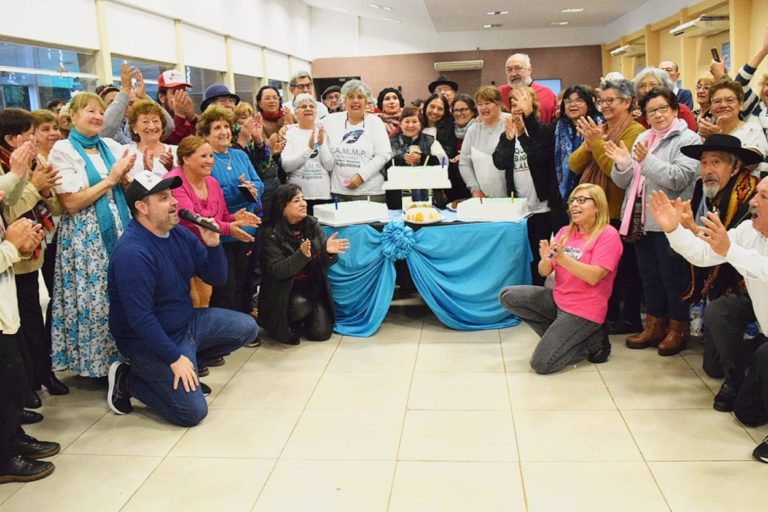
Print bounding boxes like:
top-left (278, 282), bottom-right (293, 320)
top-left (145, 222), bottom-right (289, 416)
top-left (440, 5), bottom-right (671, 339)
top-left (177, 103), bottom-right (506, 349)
top-left (256, 85), bottom-right (295, 150)
top-left (376, 87), bottom-right (404, 137)
top-left (126, 99), bottom-right (177, 177)
top-left (258, 184), bottom-right (349, 344)
top-left (606, 86), bottom-right (700, 355)
top-left (699, 80), bottom-right (768, 169)
top-left (459, 86), bottom-right (510, 197)
top-left (1, 109), bottom-right (66, 409)
top-left (499, 184), bottom-right (622, 373)
top-left (282, 93), bottom-right (334, 214)
top-left (444, 93), bottom-right (476, 202)
top-left (569, 79), bottom-right (645, 334)
top-left (48, 93), bottom-right (136, 378)
top-left (197, 105), bottom-right (264, 313)
top-left (165, 136), bottom-right (260, 309)
top-left (324, 79), bottom-right (393, 202)
top-left (633, 67), bottom-right (698, 132)
top-left (693, 76), bottom-right (715, 119)
top-left (493, 87), bottom-right (563, 286)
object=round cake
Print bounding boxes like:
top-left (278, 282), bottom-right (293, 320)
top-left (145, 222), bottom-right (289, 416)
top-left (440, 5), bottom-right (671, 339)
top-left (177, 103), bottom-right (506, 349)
top-left (404, 206), bottom-right (441, 224)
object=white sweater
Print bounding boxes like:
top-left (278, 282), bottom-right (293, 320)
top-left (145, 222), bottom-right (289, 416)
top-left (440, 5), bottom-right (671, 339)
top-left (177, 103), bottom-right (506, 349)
top-left (282, 125), bottom-right (334, 200)
top-left (323, 112), bottom-right (393, 196)
top-left (667, 221), bottom-right (768, 333)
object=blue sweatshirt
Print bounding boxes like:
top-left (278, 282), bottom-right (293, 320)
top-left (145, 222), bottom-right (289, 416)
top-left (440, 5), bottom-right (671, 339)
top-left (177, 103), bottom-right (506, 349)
top-left (108, 220), bottom-right (228, 364)
top-left (212, 148), bottom-right (265, 243)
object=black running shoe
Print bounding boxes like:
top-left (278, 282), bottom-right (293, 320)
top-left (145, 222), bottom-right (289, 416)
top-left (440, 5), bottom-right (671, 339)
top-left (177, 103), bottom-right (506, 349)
top-left (107, 362), bottom-right (133, 415)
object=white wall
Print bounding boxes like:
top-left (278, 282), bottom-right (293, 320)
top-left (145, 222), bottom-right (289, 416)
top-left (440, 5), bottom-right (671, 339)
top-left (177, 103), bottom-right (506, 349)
top-left (0, 0), bottom-right (99, 50)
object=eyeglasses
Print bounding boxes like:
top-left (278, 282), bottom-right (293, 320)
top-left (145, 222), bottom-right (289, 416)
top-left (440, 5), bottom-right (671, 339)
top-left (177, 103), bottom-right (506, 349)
top-left (696, 83), bottom-right (712, 90)
top-left (452, 108), bottom-right (471, 115)
top-left (597, 97), bottom-right (620, 106)
top-left (296, 104), bottom-right (316, 110)
top-left (645, 104), bottom-right (671, 117)
top-left (711, 96), bottom-right (739, 106)
top-left (567, 196), bottom-right (595, 205)
top-left (564, 98), bottom-right (586, 105)
top-left (291, 82), bottom-right (312, 91)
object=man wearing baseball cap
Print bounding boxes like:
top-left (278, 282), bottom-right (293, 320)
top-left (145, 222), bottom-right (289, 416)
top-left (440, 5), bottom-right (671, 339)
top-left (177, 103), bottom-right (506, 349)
top-left (157, 69), bottom-right (197, 145)
top-left (106, 171), bottom-right (258, 427)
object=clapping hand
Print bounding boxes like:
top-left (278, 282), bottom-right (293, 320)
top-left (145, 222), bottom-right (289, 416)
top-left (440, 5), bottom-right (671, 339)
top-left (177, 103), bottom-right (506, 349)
top-left (299, 238), bottom-right (311, 257)
top-left (238, 174), bottom-right (259, 201)
top-left (159, 148), bottom-right (174, 171)
top-left (648, 190), bottom-right (682, 233)
top-left (173, 90), bottom-right (196, 121)
top-left (9, 140), bottom-right (37, 179)
top-left (633, 140), bottom-right (649, 163)
top-left (109, 149), bottom-right (136, 186)
top-left (575, 116), bottom-right (603, 147)
top-left (509, 88), bottom-right (533, 116)
top-left (233, 207), bottom-right (261, 227)
top-left (538, 239), bottom-right (552, 261)
top-left (698, 211), bottom-right (730, 256)
top-left (325, 232), bottom-right (350, 255)
top-left (29, 163), bottom-right (61, 196)
top-left (503, 115), bottom-right (523, 140)
top-left (4, 218), bottom-right (44, 255)
top-left (603, 140), bottom-right (632, 170)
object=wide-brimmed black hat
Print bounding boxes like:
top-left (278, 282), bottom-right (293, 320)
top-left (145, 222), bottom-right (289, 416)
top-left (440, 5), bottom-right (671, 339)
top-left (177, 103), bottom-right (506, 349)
top-left (681, 133), bottom-right (763, 166)
top-left (428, 75), bottom-right (459, 94)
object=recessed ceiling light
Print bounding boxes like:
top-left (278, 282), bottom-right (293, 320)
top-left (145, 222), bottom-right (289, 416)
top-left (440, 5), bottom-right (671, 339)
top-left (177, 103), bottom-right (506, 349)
top-left (370, 2), bottom-right (393, 10)
top-left (561, 8), bottom-right (584, 13)
top-left (486, 10), bottom-right (509, 15)
top-left (483, 23), bottom-right (502, 28)
top-left (381, 5), bottom-right (392, 11)
top-left (328, 6), bottom-right (351, 13)
top-left (550, 21), bottom-right (569, 26)
top-left (382, 16), bottom-right (401, 23)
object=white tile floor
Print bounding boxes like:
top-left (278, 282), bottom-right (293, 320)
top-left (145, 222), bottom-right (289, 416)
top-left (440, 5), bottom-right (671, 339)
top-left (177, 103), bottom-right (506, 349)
top-left (3, 304), bottom-right (768, 511)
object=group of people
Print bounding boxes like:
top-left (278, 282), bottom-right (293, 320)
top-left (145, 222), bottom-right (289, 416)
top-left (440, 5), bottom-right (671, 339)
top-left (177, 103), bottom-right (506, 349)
top-left (3, 28), bottom-right (768, 483)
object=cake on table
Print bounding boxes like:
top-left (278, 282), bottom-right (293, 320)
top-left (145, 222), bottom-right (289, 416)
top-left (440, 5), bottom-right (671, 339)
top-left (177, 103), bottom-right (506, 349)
top-left (314, 200), bottom-right (390, 226)
top-left (383, 165), bottom-right (452, 190)
top-left (403, 202), bottom-right (442, 224)
top-left (456, 197), bottom-right (529, 222)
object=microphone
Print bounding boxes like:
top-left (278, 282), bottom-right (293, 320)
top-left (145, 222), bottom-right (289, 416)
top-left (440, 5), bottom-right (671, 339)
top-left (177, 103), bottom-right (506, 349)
top-left (178, 209), bottom-right (221, 234)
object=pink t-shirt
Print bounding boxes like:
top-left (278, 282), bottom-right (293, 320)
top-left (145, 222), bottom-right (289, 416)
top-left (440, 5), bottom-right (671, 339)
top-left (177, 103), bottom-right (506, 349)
top-left (552, 225), bottom-right (623, 324)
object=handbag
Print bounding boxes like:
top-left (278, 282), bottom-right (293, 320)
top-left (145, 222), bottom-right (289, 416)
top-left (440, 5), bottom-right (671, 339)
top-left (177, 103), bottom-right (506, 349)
top-left (621, 194), bottom-right (644, 243)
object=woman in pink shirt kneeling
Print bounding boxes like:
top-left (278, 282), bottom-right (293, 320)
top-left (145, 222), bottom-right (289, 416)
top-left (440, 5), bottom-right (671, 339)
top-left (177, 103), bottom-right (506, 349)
top-left (499, 183), bottom-right (622, 373)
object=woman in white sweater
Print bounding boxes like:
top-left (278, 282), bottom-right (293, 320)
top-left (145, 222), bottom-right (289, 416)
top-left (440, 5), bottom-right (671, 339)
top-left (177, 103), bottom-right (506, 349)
top-left (281, 93), bottom-right (334, 214)
top-left (323, 80), bottom-right (392, 202)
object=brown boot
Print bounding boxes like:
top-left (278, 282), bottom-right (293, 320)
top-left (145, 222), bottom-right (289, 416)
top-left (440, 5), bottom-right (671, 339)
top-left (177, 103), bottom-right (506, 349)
top-left (658, 320), bottom-right (689, 356)
top-left (625, 314), bottom-right (667, 349)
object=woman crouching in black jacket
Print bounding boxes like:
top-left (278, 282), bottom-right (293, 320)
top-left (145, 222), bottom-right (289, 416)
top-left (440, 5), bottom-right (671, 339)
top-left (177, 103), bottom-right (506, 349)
top-left (492, 87), bottom-right (564, 286)
top-left (258, 184), bottom-right (350, 344)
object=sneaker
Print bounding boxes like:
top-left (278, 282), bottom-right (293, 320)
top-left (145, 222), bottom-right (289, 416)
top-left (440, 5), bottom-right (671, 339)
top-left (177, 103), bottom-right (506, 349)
top-left (753, 436), bottom-right (768, 463)
top-left (107, 362), bottom-right (133, 415)
top-left (713, 382), bottom-right (738, 412)
top-left (245, 337), bottom-right (262, 348)
top-left (200, 382), bottom-right (211, 397)
top-left (0, 456), bottom-right (55, 484)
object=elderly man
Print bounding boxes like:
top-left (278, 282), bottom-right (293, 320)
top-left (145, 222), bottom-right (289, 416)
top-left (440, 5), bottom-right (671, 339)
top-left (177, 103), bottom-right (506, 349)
top-left (282, 71), bottom-right (329, 119)
top-left (428, 75), bottom-right (458, 105)
top-left (321, 85), bottom-right (341, 114)
top-left (676, 135), bottom-right (761, 379)
top-left (498, 53), bottom-right (557, 123)
top-left (156, 69), bottom-right (197, 145)
top-left (107, 171), bottom-right (258, 427)
top-left (649, 173), bottom-right (768, 463)
top-left (659, 60), bottom-right (694, 110)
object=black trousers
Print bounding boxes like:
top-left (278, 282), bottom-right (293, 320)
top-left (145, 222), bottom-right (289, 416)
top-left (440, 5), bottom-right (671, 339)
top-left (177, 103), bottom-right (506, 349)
top-left (607, 220), bottom-right (643, 325)
top-left (734, 338), bottom-right (768, 427)
top-left (0, 332), bottom-right (26, 464)
top-left (527, 211), bottom-right (553, 287)
top-left (211, 241), bottom-right (254, 314)
top-left (15, 270), bottom-right (51, 389)
top-left (705, 292), bottom-right (760, 378)
top-left (288, 284), bottom-right (333, 341)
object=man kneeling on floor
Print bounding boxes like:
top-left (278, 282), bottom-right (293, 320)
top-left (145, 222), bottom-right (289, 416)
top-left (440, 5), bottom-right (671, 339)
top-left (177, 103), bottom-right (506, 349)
top-left (107, 171), bottom-right (258, 427)
top-left (649, 176), bottom-right (768, 463)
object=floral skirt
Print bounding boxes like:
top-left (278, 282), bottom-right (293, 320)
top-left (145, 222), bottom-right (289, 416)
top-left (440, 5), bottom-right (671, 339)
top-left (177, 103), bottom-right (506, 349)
top-left (51, 203), bottom-right (124, 377)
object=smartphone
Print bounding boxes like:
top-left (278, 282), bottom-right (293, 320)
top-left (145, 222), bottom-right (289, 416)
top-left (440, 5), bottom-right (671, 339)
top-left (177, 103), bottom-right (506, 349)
top-left (238, 184), bottom-right (256, 202)
top-left (711, 48), bottom-right (721, 62)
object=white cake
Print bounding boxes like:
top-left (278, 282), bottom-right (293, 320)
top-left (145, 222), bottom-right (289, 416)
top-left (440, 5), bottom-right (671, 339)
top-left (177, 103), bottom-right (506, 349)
top-left (383, 165), bottom-right (452, 190)
top-left (314, 200), bottom-right (390, 226)
top-left (403, 202), bottom-right (442, 224)
top-left (456, 197), bottom-right (529, 222)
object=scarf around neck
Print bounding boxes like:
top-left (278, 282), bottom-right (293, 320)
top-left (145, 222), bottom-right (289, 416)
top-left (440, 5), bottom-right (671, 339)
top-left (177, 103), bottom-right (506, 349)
top-left (68, 129), bottom-right (131, 254)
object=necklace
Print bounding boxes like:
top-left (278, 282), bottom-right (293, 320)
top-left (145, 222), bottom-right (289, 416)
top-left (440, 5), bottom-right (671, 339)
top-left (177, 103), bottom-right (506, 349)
top-left (219, 149), bottom-right (233, 171)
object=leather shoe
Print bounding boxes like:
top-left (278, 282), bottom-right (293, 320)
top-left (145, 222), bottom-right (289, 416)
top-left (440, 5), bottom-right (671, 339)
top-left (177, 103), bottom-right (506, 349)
top-left (200, 382), bottom-right (212, 397)
top-left (18, 434), bottom-right (60, 459)
top-left (713, 382), bottom-right (738, 412)
top-left (625, 314), bottom-right (667, 349)
top-left (205, 357), bottom-right (225, 367)
top-left (198, 366), bottom-right (209, 377)
top-left (41, 374), bottom-right (70, 396)
top-left (657, 320), bottom-right (689, 356)
top-left (25, 390), bottom-right (42, 409)
top-left (21, 409), bottom-right (43, 425)
top-left (0, 456), bottom-right (55, 484)
top-left (245, 337), bottom-right (262, 348)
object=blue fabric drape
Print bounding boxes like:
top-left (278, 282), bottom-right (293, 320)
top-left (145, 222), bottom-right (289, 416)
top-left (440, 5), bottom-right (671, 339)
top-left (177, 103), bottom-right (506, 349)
top-left (324, 220), bottom-right (532, 336)
top-left (324, 224), bottom-right (397, 337)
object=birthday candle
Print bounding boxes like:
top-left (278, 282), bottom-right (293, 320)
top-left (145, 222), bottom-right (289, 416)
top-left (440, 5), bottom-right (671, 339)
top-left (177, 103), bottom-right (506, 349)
top-left (334, 196), bottom-right (339, 210)
top-left (480, 196), bottom-right (484, 205)
top-left (441, 156), bottom-right (446, 169)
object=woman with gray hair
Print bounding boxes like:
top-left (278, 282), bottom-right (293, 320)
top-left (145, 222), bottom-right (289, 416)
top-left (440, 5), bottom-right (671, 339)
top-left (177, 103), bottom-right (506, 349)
top-left (633, 67), bottom-right (698, 132)
top-left (569, 79), bottom-right (646, 334)
top-left (323, 79), bottom-right (393, 201)
top-left (282, 93), bottom-right (334, 214)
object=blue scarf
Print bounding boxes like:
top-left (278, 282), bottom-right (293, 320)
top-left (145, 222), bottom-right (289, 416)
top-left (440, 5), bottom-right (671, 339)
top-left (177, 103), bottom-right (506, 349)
top-left (553, 118), bottom-right (582, 199)
top-left (68, 129), bottom-right (131, 254)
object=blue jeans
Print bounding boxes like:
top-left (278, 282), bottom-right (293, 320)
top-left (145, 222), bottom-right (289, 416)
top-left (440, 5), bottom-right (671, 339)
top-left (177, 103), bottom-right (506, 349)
top-left (125, 308), bottom-right (258, 427)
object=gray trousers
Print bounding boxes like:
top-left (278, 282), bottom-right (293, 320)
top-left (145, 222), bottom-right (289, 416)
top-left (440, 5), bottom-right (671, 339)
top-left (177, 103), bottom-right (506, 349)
top-left (500, 285), bottom-right (604, 374)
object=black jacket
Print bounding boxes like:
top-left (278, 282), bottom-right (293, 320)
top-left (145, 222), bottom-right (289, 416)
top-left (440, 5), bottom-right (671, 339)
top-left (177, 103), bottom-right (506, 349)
top-left (491, 113), bottom-right (563, 212)
top-left (258, 216), bottom-right (337, 342)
